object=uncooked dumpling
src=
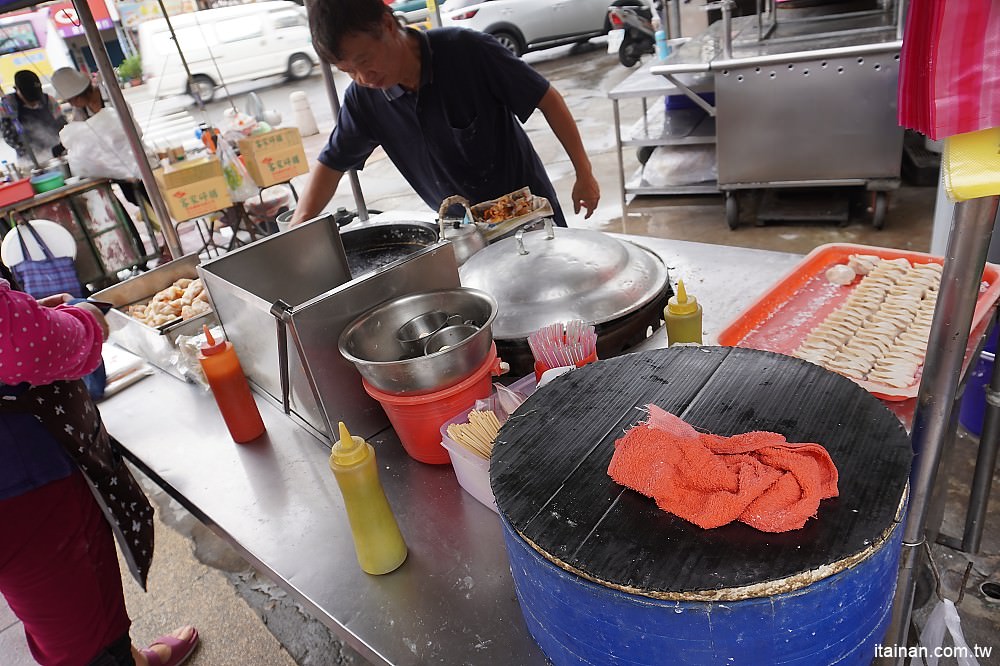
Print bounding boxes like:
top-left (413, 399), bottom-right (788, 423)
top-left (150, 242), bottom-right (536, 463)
top-left (826, 264), bottom-right (856, 286)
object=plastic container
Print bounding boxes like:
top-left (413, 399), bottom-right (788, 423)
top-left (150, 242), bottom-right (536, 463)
top-left (664, 92), bottom-right (715, 110)
top-left (959, 328), bottom-right (999, 436)
top-left (197, 325), bottom-right (266, 443)
top-left (440, 373), bottom-right (537, 512)
top-left (329, 422), bottom-right (407, 575)
top-left (533, 349), bottom-right (598, 383)
top-left (363, 344), bottom-right (502, 464)
top-left (29, 170), bottom-right (65, 194)
top-left (0, 178), bottom-right (34, 206)
top-left (717, 243), bottom-right (1000, 400)
top-left (665, 279), bottom-right (703, 346)
top-left (652, 13), bottom-right (669, 60)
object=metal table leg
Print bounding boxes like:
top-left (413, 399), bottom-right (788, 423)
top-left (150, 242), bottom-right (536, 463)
top-left (613, 98), bottom-right (627, 225)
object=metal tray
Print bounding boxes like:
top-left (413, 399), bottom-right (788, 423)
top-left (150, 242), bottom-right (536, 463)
top-left (93, 253), bottom-right (218, 379)
top-left (717, 243), bottom-right (1000, 400)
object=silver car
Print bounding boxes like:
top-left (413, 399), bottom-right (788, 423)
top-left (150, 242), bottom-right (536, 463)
top-left (439, 0), bottom-right (629, 57)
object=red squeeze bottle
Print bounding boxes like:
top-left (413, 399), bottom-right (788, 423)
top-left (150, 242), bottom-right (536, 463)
top-left (198, 325), bottom-right (265, 443)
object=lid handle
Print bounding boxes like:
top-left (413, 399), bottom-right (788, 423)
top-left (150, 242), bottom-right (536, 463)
top-left (515, 217), bottom-right (556, 255)
top-left (437, 195), bottom-right (472, 235)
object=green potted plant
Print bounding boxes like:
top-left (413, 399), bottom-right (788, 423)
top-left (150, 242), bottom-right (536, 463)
top-left (117, 55), bottom-right (142, 86)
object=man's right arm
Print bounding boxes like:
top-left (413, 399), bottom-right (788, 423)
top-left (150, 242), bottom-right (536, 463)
top-left (290, 161), bottom-right (345, 225)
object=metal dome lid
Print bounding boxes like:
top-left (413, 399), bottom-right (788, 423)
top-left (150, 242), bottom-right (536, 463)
top-left (458, 220), bottom-right (669, 339)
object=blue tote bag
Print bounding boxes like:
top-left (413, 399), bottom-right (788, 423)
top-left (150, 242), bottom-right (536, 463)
top-left (11, 220), bottom-right (83, 299)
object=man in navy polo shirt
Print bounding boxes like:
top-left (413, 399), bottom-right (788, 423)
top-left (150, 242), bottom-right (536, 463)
top-left (290, 0), bottom-right (599, 227)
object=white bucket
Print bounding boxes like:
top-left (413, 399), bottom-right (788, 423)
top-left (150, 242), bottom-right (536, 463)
top-left (275, 209), bottom-right (295, 233)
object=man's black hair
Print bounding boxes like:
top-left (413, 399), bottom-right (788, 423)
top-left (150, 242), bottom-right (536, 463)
top-left (308, 0), bottom-right (391, 63)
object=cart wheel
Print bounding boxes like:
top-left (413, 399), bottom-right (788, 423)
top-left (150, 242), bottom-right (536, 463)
top-left (872, 192), bottom-right (888, 230)
top-left (725, 193), bottom-right (739, 230)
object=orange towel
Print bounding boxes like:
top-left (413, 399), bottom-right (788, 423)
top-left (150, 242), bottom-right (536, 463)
top-left (607, 405), bottom-right (839, 533)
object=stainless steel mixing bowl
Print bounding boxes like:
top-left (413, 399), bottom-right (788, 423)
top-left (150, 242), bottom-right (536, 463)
top-left (339, 288), bottom-right (497, 395)
top-left (396, 310), bottom-right (449, 357)
top-left (423, 323), bottom-right (479, 355)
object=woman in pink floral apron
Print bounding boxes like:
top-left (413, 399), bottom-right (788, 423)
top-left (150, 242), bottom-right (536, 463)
top-left (0, 281), bottom-right (198, 666)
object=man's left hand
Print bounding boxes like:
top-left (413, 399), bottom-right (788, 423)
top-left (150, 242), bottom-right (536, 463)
top-left (572, 173), bottom-right (600, 219)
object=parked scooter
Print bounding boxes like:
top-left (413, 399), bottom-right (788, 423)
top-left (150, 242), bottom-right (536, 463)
top-left (607, 1), bottom-right (655, 67)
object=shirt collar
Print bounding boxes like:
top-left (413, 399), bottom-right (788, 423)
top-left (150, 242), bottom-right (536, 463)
top-left (382, 28), bottom-right (433, 101)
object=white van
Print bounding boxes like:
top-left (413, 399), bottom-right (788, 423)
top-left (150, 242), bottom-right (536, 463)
top-left (138, 1), bottom-right (318, 102)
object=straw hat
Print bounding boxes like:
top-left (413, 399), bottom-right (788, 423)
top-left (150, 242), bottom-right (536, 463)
top-left (51, 67), bottom-right (91, 100)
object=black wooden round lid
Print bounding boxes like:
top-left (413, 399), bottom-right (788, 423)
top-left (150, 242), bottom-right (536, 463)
top-left (491, 346), bottom-right (911, 598)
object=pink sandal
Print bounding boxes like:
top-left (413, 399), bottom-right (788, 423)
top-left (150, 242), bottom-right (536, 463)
top-left (140, 627), bottom-right (199, 666)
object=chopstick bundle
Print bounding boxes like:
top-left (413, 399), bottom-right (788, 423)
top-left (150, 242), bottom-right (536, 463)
top-left (447, 410), bottom-right (502, 459)
top-left (527, 320), bottom-right (597, 369)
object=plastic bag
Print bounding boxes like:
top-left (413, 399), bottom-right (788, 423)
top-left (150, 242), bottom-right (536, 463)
top-left (243, 184), bottom-right (293, 226)
top-left (216, 138), bottom-right (258, 202)
top-left (942, 128), bottom-right (1000, 201)
top-left (173, 326), bottom-right (225, 389)
top-left (899, 0), bottom-right (1000, 139)
top-left (918, 599), bottom-right (981, 666)
top-left (60, 108), bottom-right (154, 180)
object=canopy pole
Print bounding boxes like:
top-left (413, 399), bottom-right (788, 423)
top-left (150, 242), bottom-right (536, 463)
top-left (154, 0), bottom-right (206, 111)
top-left (304, 0), bottom-right (369, 223)
top-left (72, 0), bottom-right (184, 260)
top-left (885, 195), bottom-right (999, 660)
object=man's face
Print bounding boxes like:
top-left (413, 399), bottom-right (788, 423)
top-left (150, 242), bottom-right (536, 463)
top-left (331, 14), bottom-right (401, 89)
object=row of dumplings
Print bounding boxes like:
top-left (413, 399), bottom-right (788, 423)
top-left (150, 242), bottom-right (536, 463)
top-left (795, 256), bottom-right (942, 388)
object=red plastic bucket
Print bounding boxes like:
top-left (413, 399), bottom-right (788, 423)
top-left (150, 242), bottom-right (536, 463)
top-left (364, 344), bottom-right (502, 464)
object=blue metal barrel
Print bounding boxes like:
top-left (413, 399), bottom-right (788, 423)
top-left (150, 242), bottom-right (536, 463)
top-left (491, 348), bottom-right (911, 666)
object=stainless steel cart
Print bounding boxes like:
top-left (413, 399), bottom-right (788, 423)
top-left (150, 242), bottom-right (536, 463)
top-left (639, 3), bottom-right (904, 228)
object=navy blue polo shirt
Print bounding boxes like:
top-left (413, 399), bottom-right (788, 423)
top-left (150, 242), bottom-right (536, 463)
top-left (317, 27), bottom-right (566, 225)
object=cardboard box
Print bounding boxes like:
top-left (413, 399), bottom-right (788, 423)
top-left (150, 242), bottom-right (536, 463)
top-left (154, 157), bottom-right (233, 222)
top-left (239, 128), bottom-right (310, 187)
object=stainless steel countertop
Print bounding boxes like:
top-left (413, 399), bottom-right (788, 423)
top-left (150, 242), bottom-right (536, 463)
top-left (100, 238), bottom-right (805, 665)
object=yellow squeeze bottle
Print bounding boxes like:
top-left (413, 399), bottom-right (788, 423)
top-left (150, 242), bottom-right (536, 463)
top-left (665, 279), bottom-right (703, 346)
top-left (329, 422), bottom-right (407, 575)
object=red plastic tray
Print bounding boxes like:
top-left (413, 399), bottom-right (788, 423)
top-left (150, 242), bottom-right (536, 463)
top-left (0, 178), bottom-right (33, 207)
top-left (717, 243), bottom-right (1000, 400)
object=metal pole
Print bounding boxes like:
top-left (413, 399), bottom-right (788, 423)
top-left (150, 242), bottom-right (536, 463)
top-left (886, 195), bottom-right (999, 658)
top-left (72, 0), bottom-right (184, 259)
top-left (427, 0), bottom-right (443, 28)
top-left (154, 0), bottom-right (206, 112)
top-left (612, 99), bottom-right (626, 224)
top-left (896, 0), bottom-right (908, 41)
top-left (304, 0), bottom-right (370, 223)
top-left (669, 0), bottom-right (682, 40)
top-left (962, 344), bottom-right (1000, 552)
top-left (318, 62), bottom-right (370, 223)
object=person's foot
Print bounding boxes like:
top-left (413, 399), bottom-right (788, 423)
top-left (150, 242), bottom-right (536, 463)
top-left (135, 626), bottom-right (199, 666)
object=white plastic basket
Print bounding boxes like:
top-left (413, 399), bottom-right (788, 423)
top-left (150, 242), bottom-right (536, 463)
top-left (439, 374), bottom-right (536, 513)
